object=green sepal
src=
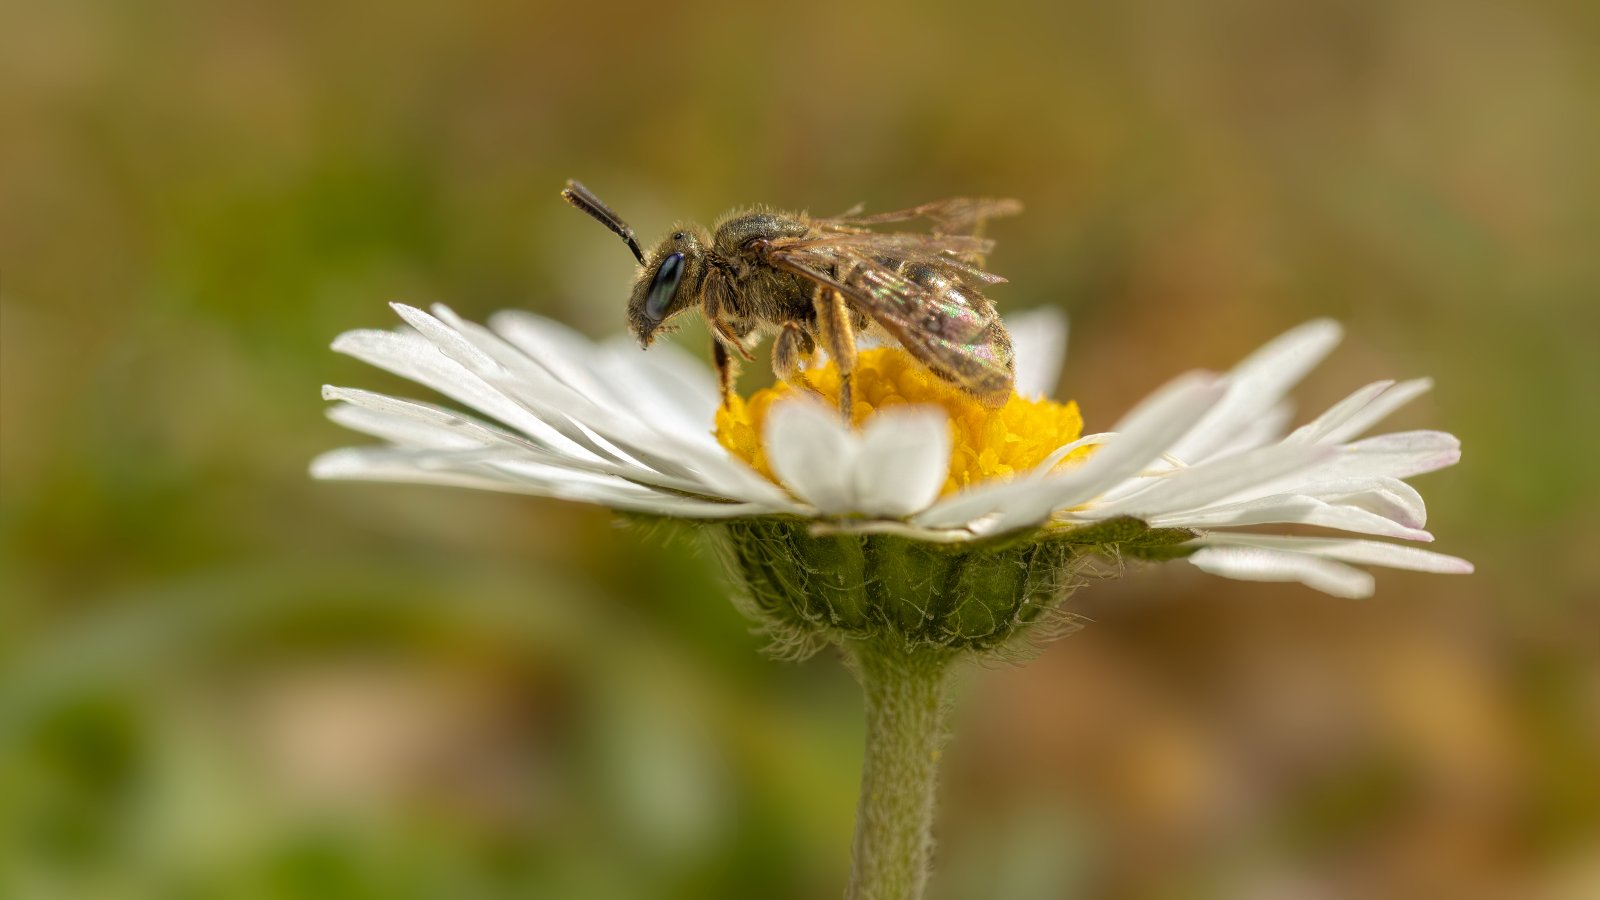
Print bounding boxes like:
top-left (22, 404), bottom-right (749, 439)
top-left (1050, 515), bottom-right (1191, 547)
top-left (630, 511), bottom-right (1201, 658)
top-left (712, 518), bottom-right (1091, 657)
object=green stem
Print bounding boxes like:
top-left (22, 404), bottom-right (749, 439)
top-left (846, 642), bottom-right (954, 900)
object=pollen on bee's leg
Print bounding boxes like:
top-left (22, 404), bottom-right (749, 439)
top-left (772, 322), bottom-right (825, 400)
top-left (714, 346), bottom-right (1094, 498)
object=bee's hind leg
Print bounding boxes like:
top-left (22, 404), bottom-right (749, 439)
top-left (813, 286), bottom-right (858, 422)
top-left (772, 322), bottom-right (819, 397)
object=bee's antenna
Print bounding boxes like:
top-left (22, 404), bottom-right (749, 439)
top-left (561, 179), bottom-right (645, 265)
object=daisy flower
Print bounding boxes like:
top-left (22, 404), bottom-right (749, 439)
top-left (314, 303), bottom-right (1470, 601)
top-left (314, 302), bottom-right (1470, 900)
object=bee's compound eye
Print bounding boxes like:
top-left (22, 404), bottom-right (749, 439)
top-left (645, 252), bottom-right (685, 321)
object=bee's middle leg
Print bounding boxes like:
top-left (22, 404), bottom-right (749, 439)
top-left (813, 286), bottom-right (857, 421)
top-left (772, 322), bottom-right (818, 396)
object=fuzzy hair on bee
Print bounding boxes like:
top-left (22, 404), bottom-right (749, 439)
top-left (560, 180), bottom-right (1022, 419)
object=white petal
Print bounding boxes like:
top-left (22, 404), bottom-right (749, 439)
top-left (1188, 474), bottom-right (1427, 529)
top-left (1007, 306), bottom-right (1068, 398)
top-left (852, 406), bottom-right (952, 517)
top-left (312, 446), bottom-right (771, 518)
top-left (1089, 442), bottom-right (1334, 519)
top-left (1207, 401), bottom-right (1295, 459)
top-left (1289, 380), bottom-right (1393, 444)
top-left (451, 306), bottom-right (727, 464)
top-left (764, 398), bottom-right (860, 514)
top-left (340, 305), bottom-right (788, 507)
top-left (810, 519), bottom-right (978, 543)
top-left (1188, 546), bottom-right (1375, 598)
top-left (402, 305), bottom-right (649, 450)
top-left (969, 373), bottom-right (1229, 531)
top-left (486, 308), bottom-right (622, 407)
top-left (1321, 430), bottom-right (1462, 480)
top-left (313, 446), bottom-right (647, 504)
top-left (760, 401), bottom-right (952, 519)
top-left (331, 327), bottom-right (578, 453)
top-left (910, 373), bottom-right (1223, 530)
top-left (909, 473), bottom-right (1033, 531)
top-left (1193, 533), bottom-right (1474, 574)
top-left (909, 485), bottom-right (1017, 530)
top-left (391, 302), bottom-right (501, 374)
top-left (323, 386), bottom-right (516, 447)
top-left (1150, 494), bottom-right (1433, 541)
top-left (387, 307), bottom-right (675, 474)
top-left (1167, 320), bottom-right (1343, 463)
top-left (1311, 477), bottom-right (1427, 528)
top-left (1230, 431), bottom-right (1463, 502)
top-left (596, 335), bottom-right (722, 442)
top-left (312, 447), bottom-right (550, 493)
top-left (1317, 378), bottom-right (1433, 445)
top-left (1033, 372), bottom-right (1230, 511)
top-left (1290, 378), bottom-right (1434, 446)
top-left (404, 304), bottom-right (792, 505)
top-left (903, 434), bottom-right (1110, 530)
top-left (327, 402), bottom-right (492, 451)
top-left (322, 385), bottom-right (782, 503)
top-left (488, 308), bottom-right (710, 438)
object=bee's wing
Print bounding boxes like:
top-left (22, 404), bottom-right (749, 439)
top-left (769, 230), bottom-right (1009, 289)
top-left (815, 197), bottom-right (1023, 236)
top-left (765, 233), bottom-right (1015, 404)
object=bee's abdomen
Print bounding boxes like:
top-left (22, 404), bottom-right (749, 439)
top-left (862, 258), bottom-right (1013, 406)
top-left (892, 262), bottom-right (992, 342)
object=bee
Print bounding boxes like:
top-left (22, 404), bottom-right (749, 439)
top-left (560, 179), bottom-right (1022, 419)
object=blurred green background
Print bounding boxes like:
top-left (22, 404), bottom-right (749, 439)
top-left (3, 0), bottom-right (1597, 897)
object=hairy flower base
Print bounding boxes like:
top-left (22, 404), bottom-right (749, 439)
top-left (715, 347), bottom-right (1092, 496)
top-left (713, 516), bottom-right (1197, 656)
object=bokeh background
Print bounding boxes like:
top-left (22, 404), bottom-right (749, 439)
top-left (4, 0), bottom-right (1597, 897)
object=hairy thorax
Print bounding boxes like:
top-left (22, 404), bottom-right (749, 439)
top-left (706, 210), bottom-right (819, 338)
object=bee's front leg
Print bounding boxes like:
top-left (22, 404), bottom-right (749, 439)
top-left (813, 286), bottom-right (858, 422)
top-left (772, 322), bottom-right (819, 397)
top-left (708, 314), bottom-right (755, 409)
top-left (712, 340), bottom-right (738, 409)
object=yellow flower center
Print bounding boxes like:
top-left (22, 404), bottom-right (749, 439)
top-left (714, 347), bottom-right (1092, 497)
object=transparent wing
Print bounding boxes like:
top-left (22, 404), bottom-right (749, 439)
top-left (815, 197), bottom-right (1024, 236)
top-left (765, 235), bottom-right (1015, 403)
top-left (777, 230), bottom-right (1008, 288)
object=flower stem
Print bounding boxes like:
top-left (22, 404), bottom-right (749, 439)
top-left (846, 641), bottom-right (954, 900)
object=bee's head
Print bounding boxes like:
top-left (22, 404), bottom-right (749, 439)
top-left (628, 227), bottom-right (708, 346)
top-left (560, 181), bottom-right (711, 349)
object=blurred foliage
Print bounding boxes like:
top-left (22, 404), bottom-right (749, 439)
top-left (2, 0), bottom-right (1597, 897)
